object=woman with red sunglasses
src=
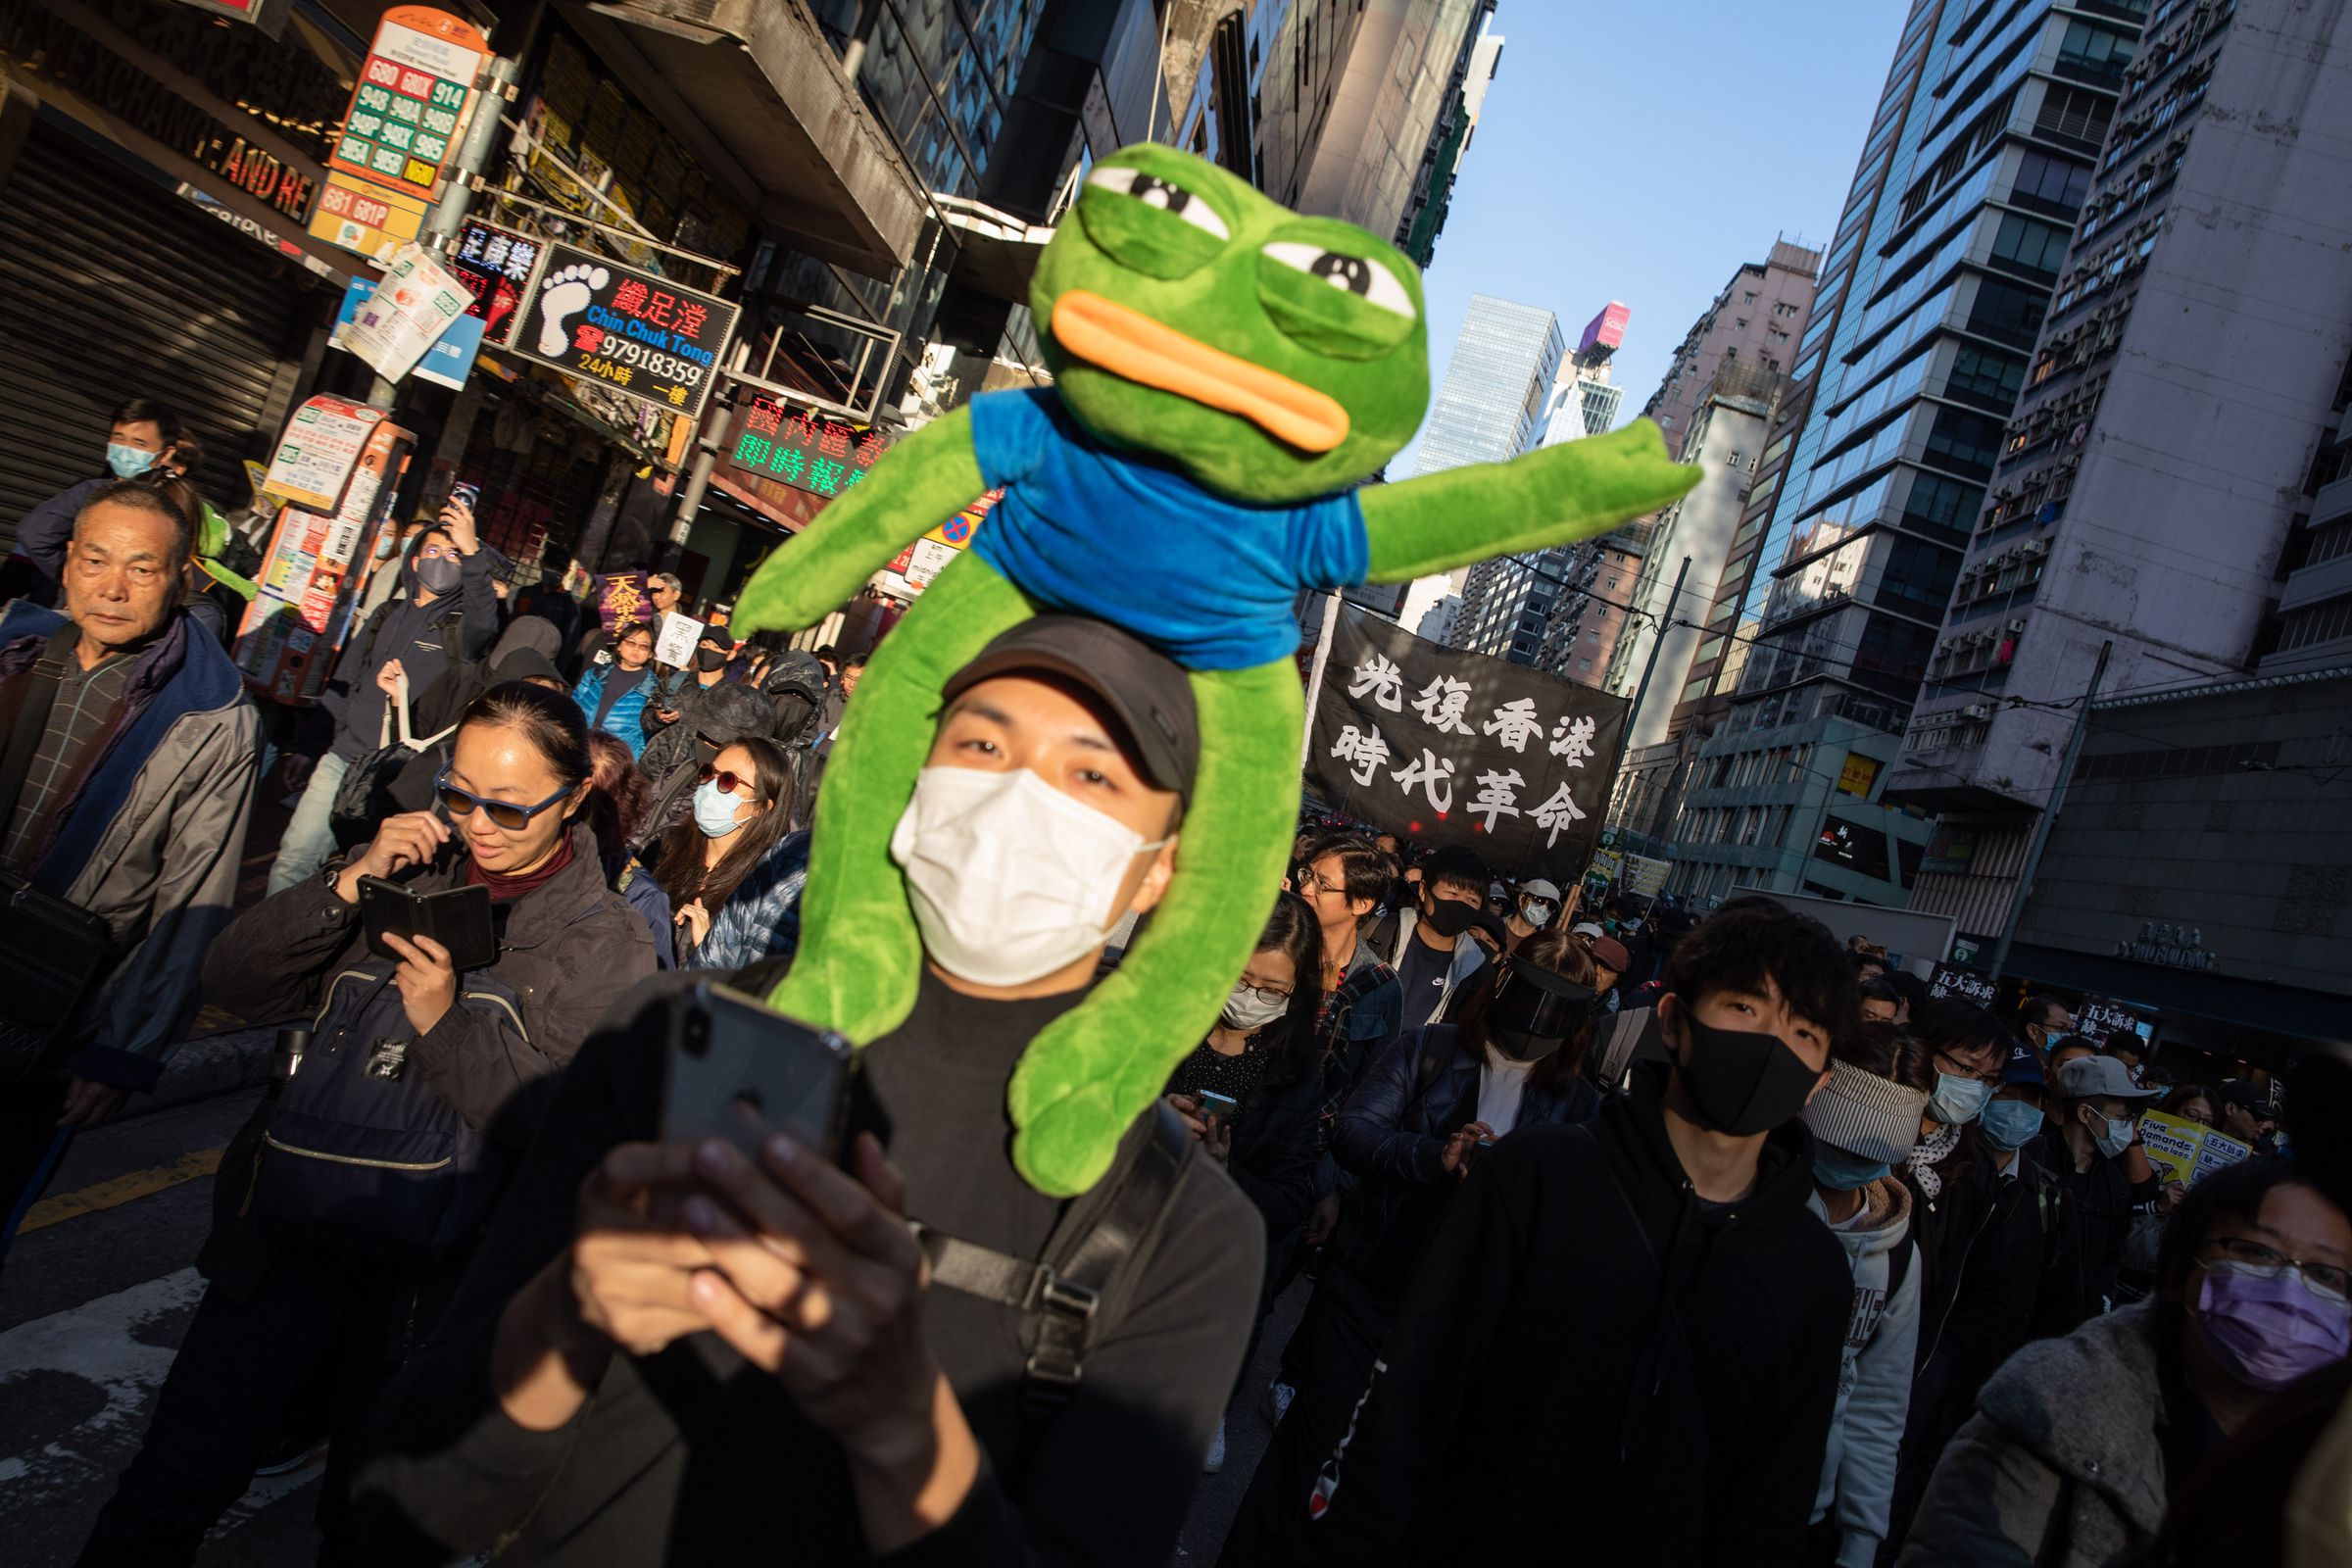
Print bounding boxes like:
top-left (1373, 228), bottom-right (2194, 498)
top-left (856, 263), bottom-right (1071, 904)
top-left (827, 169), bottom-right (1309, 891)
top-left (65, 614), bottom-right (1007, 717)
top-left (650, 734), bottom-right (808, 969)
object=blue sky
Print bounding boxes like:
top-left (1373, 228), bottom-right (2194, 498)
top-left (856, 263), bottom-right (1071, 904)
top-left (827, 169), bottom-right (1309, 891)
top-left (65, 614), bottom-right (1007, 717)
top-left (1393, 2), bottom-right (1910, 471)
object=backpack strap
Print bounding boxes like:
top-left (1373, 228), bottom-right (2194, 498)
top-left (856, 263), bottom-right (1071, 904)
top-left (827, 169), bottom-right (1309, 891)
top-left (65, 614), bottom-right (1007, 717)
top-left (919, 1102), bottom-right (1196, 1441)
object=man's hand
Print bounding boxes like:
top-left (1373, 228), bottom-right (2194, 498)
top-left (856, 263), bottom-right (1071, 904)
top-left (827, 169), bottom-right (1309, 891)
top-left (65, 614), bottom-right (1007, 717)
top-left (58, 1077), bottom-right (130, 1130)
top-left (1304, 1190), bottom-right (1342, 1246)
top-left (374, 658), bottom-right (407, 699)
top-left (440, 495), bottom-right (480, 556)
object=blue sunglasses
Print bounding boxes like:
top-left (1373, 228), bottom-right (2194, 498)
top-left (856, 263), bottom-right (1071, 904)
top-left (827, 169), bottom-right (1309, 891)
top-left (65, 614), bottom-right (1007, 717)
top-left (434, 767), bottom-right (572, 830)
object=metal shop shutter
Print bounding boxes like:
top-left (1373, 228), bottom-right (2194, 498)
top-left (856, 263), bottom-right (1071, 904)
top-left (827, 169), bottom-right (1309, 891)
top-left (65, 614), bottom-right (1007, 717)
top-left (0, 118), bottom-right (313, 550)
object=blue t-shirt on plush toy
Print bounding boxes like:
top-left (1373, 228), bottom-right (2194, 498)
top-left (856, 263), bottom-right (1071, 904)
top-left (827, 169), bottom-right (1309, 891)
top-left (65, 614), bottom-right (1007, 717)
top-left (967, 389), bottom-right (1370, 671)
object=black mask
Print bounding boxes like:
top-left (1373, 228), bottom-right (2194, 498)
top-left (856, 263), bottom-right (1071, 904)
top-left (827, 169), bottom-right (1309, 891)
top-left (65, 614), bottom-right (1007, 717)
top-left (696, 648), bottom-right (728, 672)
top-left (1673, 1008), bottom-right (1822, 1136)
top-left (1423, 897), bottom-right (1477, 939)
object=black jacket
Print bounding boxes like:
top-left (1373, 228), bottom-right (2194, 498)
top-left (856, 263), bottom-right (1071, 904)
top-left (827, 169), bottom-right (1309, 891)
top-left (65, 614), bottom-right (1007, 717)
top-left (2035, 1150), bottom-right (2138, 1340)
top-left (1306, 1062), bottom-right (1849, 1566)
top-left (1222, 1037), bottom-right (1325, 1247)
top-left (1330, 1022), bottom-right (1597, 1280)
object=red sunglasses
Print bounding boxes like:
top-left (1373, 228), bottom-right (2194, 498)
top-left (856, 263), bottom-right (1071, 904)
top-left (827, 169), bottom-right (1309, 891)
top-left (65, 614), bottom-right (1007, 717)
top-left (698, 763), bottom-right (761, 800)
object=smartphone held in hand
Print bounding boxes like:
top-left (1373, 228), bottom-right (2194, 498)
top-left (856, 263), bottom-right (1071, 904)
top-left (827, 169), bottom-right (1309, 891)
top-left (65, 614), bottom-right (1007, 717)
top-left (359, 876), bottom-right (497, 972)
top-left (662, 982), bottom-right (856, 1163)
top-left (1195, 1090), bottom-right (1239, 1135)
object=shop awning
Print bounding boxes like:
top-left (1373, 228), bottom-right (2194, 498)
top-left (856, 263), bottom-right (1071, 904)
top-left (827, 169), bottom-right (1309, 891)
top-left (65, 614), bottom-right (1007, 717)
top-left (575, 0), bottom-right (927, 275)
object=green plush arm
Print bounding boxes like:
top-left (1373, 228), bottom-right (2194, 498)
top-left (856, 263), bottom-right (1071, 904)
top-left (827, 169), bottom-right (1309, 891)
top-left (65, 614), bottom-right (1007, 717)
top-left (734, 406), bottom-right (983, 632)
top-left (1359, 419), bottom-right (1699, 583)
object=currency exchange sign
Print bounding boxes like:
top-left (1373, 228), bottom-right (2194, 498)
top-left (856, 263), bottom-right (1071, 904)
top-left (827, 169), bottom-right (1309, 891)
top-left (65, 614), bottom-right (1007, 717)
top-left (511, 242), bottom-right (739, 420)
top-left (1305, 604), bottom-right (1628, 879)
top-left (328, 7), bottom-right (487, 202)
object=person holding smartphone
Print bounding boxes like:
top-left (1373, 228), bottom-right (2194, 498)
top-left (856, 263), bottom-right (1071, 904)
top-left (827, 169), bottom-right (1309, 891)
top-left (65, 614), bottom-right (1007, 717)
top-left (350, 616), bottom-right (1262, 1564)
top-left (81, 682), bottom-right (655, 1565)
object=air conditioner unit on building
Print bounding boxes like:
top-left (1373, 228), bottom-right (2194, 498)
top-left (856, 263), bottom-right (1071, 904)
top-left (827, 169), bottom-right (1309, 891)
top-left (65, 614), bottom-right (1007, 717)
top-left (1962, 704), bottom-right (1992, 721)
top-left (2008, 618), bottom-right (2028, 634)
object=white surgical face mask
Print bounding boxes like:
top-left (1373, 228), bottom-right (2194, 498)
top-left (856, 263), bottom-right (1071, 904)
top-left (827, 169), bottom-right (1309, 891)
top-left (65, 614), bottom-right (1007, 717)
top-left (1222, 980), bottom-right (1290, 1031)
top-left (1520, 899), bottom-right (1555, 926)
top-left (890, 764), bottom-right (1170, 987)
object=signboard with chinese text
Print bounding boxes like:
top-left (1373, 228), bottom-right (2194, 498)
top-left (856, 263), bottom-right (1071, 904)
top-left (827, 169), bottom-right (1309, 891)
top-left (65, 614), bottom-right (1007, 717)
top-left (261, 396), bottom-right (384, 514)
top-left (237, 418), bottom-right (414, 704)
top-left (595, 571), bottom-right (653, 632)
top-left (654, 612), bottom-right (705, 668)
top-left (447, 220), bottom-right (541, 346)
top-left (309, 171), bottom-right (429, 262)
top-left (337, 243), bottom-right (469, 381)
top-left (511, 243), bottom-right (738, 419)
top-left (2138, 1111), bottom-right (2250, 1191)
top-left (1305, 605), bottom-right (1627, 877)
top-left (329, 7), bottom-right (487, 202)
top-left (1927, 963), bottom-right (1997, 1007)
top-left (332, 278), bottom-right (482, 388)
top-left (721, 394), bottom-right (891, 501)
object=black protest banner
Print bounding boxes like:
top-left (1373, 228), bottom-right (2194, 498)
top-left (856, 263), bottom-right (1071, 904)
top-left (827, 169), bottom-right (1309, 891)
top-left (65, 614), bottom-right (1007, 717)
top-left (1305, 604), bottom-right (1626, 879)
top-left (1927, 963), bottom-right (1997, 1007)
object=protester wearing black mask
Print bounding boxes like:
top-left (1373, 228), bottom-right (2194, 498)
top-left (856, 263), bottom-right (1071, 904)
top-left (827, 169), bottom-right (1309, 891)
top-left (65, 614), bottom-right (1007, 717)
top-left (645, 629), bottom-right (740, 735)
top-left (1221, 932), bottom-right (1600, 1564)
top-left (1372, 844), bottom-right (1492, 1032)
top-left (1288, 897), bottom-right (1854, 1566)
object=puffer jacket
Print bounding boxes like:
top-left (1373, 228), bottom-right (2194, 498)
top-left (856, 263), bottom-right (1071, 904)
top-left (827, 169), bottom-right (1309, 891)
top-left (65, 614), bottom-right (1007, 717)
top-left (571, 662), bottom-right (656, 758)
top-left (683, 830), bottom-right (809, 971)
top-left (0, 603), bottom-right (258, 1089)
top-left (1807, 1178), bottom-right (1923, 1568)
top-left (1897, 1301), bottom-right (2169, 1568)
top-left (1331, 1021), bottom-right (1597, 1277)
top-left (200, 821), bottom-right (657, 1295)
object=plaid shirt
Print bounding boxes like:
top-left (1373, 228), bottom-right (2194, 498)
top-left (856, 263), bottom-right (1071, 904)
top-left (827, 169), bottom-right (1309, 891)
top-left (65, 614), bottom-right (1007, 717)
top-left (1, 645), bottom-right (134, 874)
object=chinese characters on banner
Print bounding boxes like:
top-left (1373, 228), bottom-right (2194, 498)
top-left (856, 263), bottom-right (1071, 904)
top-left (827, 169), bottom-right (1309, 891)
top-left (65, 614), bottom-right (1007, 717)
top-left (511, 242), bottom-right (739, 419)
top-left (722, 394), bottom-right (891, 500)
top-left (1304, 604), bottom-right (1627, 878)
top-left (595, 570), bottom-right (653, 632)
top-left (447, 219), bottom-right (541, 346)
top-left (1926, 963), bottom-right (1998, 1007)
top-left (328, 7), bottom-right (486, 201)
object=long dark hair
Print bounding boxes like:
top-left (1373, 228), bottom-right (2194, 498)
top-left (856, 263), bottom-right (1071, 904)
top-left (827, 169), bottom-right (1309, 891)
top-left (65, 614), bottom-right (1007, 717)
top-left (1243, 892), bottom-right (1325, 1085)
top-left (1451, 927), bottom-right (1597, 1101)
top-left (653, 734), bottom-right (795, 912)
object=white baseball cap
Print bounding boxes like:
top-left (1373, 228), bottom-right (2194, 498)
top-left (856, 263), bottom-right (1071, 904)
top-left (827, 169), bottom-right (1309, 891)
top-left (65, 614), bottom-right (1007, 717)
top-left (1521, 878), bottom-right (1562, 902)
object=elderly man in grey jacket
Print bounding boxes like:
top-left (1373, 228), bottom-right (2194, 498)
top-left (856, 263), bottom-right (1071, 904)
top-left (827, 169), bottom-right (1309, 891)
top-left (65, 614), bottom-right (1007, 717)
top-left (0, 482), bottom-right (258, 1259)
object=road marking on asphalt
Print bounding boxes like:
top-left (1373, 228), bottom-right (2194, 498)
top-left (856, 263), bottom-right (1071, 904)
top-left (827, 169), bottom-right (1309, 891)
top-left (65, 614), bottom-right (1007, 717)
top-left (20, 1150), bottom-right (222, 1234)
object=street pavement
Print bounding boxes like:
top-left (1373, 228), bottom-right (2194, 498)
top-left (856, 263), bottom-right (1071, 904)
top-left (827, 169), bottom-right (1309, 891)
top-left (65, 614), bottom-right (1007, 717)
top-left (1, 1062), bottom-right (1311, 1566)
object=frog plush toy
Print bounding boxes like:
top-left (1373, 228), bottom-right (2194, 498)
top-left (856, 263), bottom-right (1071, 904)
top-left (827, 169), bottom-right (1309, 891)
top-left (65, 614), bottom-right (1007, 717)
top-left (736, 143), bottom-right (1696, 1196)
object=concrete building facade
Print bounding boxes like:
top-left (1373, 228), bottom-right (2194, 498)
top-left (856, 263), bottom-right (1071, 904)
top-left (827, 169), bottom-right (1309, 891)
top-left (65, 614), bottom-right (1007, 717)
top-left (1672, 0), bottom-right (2138, 909)
top-left (1642, 241), bottom-right (1823, 460)
top-left (1892, 0), bottom-right (2352, 941)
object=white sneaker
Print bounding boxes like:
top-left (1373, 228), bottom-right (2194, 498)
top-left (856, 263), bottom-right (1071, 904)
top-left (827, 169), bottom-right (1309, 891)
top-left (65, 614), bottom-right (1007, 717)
top-left (1264, 1380), bottom-right (1296, 1425)
top-left (1204, 1418), bottom-right (1227, 1474)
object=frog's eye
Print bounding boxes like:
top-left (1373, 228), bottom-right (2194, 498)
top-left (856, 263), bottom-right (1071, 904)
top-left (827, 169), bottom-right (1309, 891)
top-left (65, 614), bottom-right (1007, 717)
top-left (1085, 166), bottom-right (1230, 240)
top-left (1261, 242), bottom-right (1416, 321)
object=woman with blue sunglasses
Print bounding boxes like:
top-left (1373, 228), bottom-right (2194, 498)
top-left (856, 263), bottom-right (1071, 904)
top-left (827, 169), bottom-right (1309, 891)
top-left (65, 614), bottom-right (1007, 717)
top-left (81, 681), bottom-right (658, 1565)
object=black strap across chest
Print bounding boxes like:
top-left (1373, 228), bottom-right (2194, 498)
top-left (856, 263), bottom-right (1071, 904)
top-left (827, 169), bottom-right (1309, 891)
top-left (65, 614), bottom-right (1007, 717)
top-left (0, 627), bottom-right (80, 834)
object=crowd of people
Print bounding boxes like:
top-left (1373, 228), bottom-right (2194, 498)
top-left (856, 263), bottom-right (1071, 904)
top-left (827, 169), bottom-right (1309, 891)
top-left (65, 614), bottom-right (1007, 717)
top-left (0, 400), bottom-right (2347, 1566)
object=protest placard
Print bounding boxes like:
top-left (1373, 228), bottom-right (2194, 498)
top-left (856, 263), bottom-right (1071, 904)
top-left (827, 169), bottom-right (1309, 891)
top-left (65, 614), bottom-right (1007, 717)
top-left (655, 612), bottom-right (705, 668)
top-left (2138, 1110), bottom-right (2253, 1190)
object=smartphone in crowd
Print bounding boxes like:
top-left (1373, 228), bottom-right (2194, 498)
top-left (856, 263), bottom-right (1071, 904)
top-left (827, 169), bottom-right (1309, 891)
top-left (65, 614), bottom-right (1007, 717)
top-left (358, 876), bottom-right (497, 972)
top-left (1195, 1090), bottom-right (1239, 1136)
top-left (662, 982), bottom-right (856, 1164)
top-left (449, 481), bottom-right (482, 514)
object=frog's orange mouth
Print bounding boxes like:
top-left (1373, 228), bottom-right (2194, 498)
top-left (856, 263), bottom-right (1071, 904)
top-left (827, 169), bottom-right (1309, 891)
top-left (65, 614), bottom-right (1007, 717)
top-left (1049, 289), bottom-right (1351, 454)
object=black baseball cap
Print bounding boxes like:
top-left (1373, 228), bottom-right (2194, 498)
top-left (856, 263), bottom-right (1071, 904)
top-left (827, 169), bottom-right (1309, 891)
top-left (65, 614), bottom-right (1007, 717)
top-left (943, 615), bottom-right (1199, 801)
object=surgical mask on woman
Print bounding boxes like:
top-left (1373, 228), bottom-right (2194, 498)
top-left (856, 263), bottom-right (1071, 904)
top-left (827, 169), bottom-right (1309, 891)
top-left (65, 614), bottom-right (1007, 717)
top-left (1981, 1097), bottom-right (2042, 1151)
top-left (692, 779), bottom-right (749, 837)
top-left (1221, 979), bottom-right (1289, 1032)
top-left (2195, 1260), bottom-right (2352, 1390)
top-left (890, 765), bottom-right (1170, 988)
top-left (1928, 1073), bottom-right (1991, 1126)
top-left (1813, 1144), bottom-right (1891, 1192)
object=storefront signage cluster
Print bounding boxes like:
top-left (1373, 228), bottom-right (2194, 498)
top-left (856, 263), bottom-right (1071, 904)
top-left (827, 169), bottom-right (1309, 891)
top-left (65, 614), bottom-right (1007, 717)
top-left (512, 243), bottom-right (737, 418)
top-left (722, 395), bottom-right (889, 500)
top-left (447, 219), bottom-right (540, 345)
top-left (327, 7), bottom-right (486, 202)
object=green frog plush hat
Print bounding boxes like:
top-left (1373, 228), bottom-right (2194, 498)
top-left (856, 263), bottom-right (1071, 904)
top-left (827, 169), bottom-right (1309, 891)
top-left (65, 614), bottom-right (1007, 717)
top-left (736, 143), bottom-right (1696, 1196)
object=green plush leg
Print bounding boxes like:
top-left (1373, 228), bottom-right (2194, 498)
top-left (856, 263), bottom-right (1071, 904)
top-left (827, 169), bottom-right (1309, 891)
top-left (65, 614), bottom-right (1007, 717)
top-left (763, 552), bottom-right (1032, 1043)
top-left (1007, 661), bottom-right (1300, 1197)
top-left (1359, 418), bottom-right (1701, 581)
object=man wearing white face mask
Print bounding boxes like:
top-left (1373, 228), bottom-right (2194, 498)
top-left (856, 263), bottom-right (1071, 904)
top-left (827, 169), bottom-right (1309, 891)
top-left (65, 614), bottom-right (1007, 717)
top-left (354, 615), bottom-right (1265, 1566)
top-left (1502, 876), bottom-right (1560, 953)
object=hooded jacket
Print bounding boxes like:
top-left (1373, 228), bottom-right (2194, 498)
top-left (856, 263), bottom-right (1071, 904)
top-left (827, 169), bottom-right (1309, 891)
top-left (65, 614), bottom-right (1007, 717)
top-left (0, 603), bottom-right (258, 1089)
top-left (1807, 1177), bottom-right (1922, 1568)
top-left (1380, 905), bottom-right (1488, 1025)
top-left (1305, 1061), bottom-right (1850, 1565)
top-left (1897, 1301), bottom-right (2169, 1568)
top-left (633, 683), bottom-right (777, 843)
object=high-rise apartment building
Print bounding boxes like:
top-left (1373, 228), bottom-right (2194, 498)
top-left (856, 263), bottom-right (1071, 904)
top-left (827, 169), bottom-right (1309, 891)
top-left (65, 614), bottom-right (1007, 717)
top-left (1664, 0), bottom-right (2140, 908)
top-left (1416, 293), bottom-right (1566, 475)
top-left (1890, 0), bottom-right (2352, 941)
top-left (1642, 242), bottom-right (1823, 460)
top-left (1253, 0), bottom-right (1493, 241)
top-left (1398, 15), bottom-right (1505, 265)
